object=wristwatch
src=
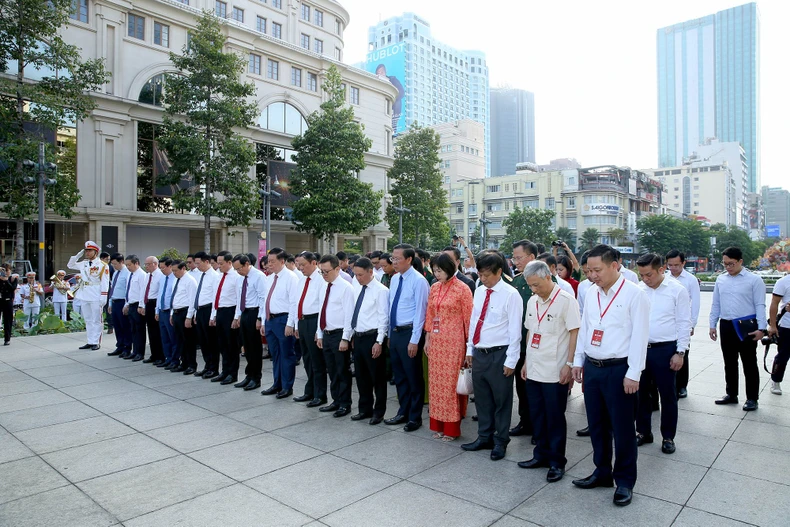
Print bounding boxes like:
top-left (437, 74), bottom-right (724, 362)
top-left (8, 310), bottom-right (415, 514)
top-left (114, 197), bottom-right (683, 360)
top-left (565, 361), bottom-right (574, 368)
top-left (675, 351), bottom-right (686, 357)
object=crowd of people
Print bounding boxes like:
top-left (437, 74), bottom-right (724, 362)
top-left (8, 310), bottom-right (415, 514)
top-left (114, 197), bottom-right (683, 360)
top-left (15, 237), bottom-right (790, 508)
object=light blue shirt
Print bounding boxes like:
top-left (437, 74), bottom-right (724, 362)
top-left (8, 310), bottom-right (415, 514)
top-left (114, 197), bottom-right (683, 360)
top-left (709, 268), bottom-right (767, 329)
top-left (389, 266), bottom-right (429, 344)
top-left (156, 272), bottom-right (176, 314)
top-left (110, 267), bottom-right (130, 301)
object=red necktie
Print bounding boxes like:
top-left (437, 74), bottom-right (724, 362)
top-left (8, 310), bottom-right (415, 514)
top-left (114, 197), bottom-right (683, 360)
top-left (472, 289), bottom-right (493, 346)
top-left (297, 277), bottom-right (311, 320)
top-left (265, 274), bottom-right (279, 319)
top-left (319, 282), bottom-right (332, 331)
top-left (143, 274), bottom-right (153, 303)
top-left (214, 272), bottom-right (227, 310)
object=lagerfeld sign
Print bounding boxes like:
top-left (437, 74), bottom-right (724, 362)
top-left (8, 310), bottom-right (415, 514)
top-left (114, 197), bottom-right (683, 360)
top-left (581, 204), bottom-right (621, 216)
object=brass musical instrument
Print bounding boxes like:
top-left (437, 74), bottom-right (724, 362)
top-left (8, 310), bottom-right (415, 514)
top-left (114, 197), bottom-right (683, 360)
top-left (51, 274), bottom-right (75, 299)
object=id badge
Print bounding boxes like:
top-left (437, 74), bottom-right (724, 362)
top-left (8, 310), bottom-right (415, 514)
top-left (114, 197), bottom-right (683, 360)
top-left (530, 333), bottom-right (541, 349)
top-left (432, 317), bottom-right (440, 334)
top-left (591, 328), bottom-right (604, 347)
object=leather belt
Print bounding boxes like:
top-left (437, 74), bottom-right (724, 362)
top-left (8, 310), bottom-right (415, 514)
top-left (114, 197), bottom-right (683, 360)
top-left (323, 328), bottom-right (343, 336)
top-left (173, 307), bottom-right (188, 314)
top-left (300, 313), bottom-right (318, 320)
top-left (474, 345), bottom-right (507, 354)
top-left (198, 304), bottom-right (212, 310)
top-left (586, 357), bottom-right (628, 367)
top-left (354, 328), bottom-right (378, 338)
top-left (647, 340), bottom-right (676, 348)
top-left (392, 324), bottom-right (413, 333)
top-left (269, 312), bottom-right (288, 319)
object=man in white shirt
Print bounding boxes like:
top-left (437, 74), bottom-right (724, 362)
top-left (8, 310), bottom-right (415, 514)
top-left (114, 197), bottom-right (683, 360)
top-left (616, 250), bottom-right (639, 284)
top-left (518, 261), bottom-right (580, 483)
top-left (232, 254), bottom-right (267, 391)
top-left (123, 255), bottom-right (148, 361)
top-left (636, 254), bottom-right (691, 456)
top-left (461, 253), bottom-right (524, 461)
top-left (767, 273), bottom-right (790, 395)
top-left (210, 251), bottom-right (241, 385)
top-left (169, 260), bottom-right (198, 374)
top-left (571, 244), bottom-right (650, 507)
top-left (346, 257), bottom-right (389, 424)
top-left (665, 249), bottom-right (701, 398)
top-left (139, 256), bottom-right (164, 365)
top-left (260, 250), bottom-right (300, 398)
top-left (191, 251), bottom-right (220, 378)
top-left (316, 254), bottom-right (355, 417)
top-left (287, 251), bottom-right (326, 406)
top-left (574, 250), bottom-right (594, 437)
top-left (155, 258), bottom-right (177, 369)
top-left (370, 251), bottom-right (385, 281)
top-left (537, 253), bottom-right (576, 297)
top-left (52, 270), bottom-right (69, 322)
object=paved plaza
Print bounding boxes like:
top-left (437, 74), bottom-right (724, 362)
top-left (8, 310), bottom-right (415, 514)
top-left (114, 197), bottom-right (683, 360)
top-left (0, 292), bottom-right (788, 526)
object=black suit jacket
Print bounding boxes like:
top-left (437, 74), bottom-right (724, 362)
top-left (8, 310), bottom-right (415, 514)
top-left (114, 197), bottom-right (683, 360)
top-left (455, 271), bottom-right (475, 294)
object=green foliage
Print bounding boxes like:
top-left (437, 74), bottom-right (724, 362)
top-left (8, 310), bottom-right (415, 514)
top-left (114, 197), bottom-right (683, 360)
top-left (554, 227), bottom-right (576, 251)
top-left (290, 65), bottom-right (382, 242)
top-left (157, 11), bottom-right (259, 251)
top-left (709, 223), bottom-right (761, 264)
top-left (608, 228), bottom-right (628, 245)
top-left (159, 247), bottom-right (187, 261)
top-left (385, 124), bottom-right (449, 247)
top-left (580, 228), bottom-right (601, 250)
top-left (636, 215), bottom-right (710, 256)
top-left (500, 207), bottom-right (556, 251)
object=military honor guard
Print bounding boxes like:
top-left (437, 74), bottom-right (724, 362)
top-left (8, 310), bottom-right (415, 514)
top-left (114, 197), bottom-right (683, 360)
top-left (68, 241), bottom-right (110, 349)
top-left (20, 272), bottom-right (44, 330)
top-left (51, 270), bottom-right (71, 321)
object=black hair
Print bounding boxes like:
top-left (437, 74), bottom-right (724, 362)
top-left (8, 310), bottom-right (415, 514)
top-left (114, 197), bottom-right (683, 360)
top-left (466, 271), bottom-right (479, 282)
top-left (187, 254), bottom-right (195, 260)
top-left (354, 257), bottom-right (373, 271)
top-left (268, 247), bottom-right (284, 255)
top-left (411, 255), bottom-right (424, 274)
top-left (160, 257), bottom-right (173, 266)
top-left (100, 251), bottom-right (110, 259)
top-left (416, 248), bottom-right (431, 261)
top-left (580, 250), bottom-right (592, 266)
top-left (477, 253), bottom-right (505, 275)
top-left (430, 253), bottom-right (457, 278)
top-left (246, 253), bottom-right (257, 266)
top-left (512, 240), bottom-right (539, 257)
top-left (665, 249), bottom-right (685, 263)
top-left (637, 253), bottom-right (664, 270)
top-left (381, 252), bottom-right (392, 264)
top-left (370, 250), bottom-right (383, 259)
top-left (174, 260), bottom-right (187, 270)
top-left (286, 256), bottom-right (296, 264)
top-left (336, 251), bottom-right (348, 261)
top-left (443, 246), bottom-right (461, 261)
top-left (613, 249), bottom-right (622, 260)
top-left (298, 251), bottom-right (318, 263)
top-left (217, 251), bottom-right (232, 263)
top-left (111, 253), bottom-right (124, 264)
top-left (535, 243), bottom-right (546, 254)
top-left (393, 243), bottom-right (416, 262)
top-left (270, 251), bottom-right (287, 262)
top-left (210, 253), bottom-right (218, 262)
top-left (320, 254), bottom-right (339, 268)
top-left (232, 254), bottom-right (250, 266)
top-left (193, 251), bottom-right (209, 261)
top-left (587, 244), bottom-right (618, 264)
top-left (537, 252), bottom-right (557, 267)
top-left (125, 254), bottom-right (140, 265)
top-left (722, 246), bottom-right (743, 261)
top-left (556, 254), bottom-right (572, 271)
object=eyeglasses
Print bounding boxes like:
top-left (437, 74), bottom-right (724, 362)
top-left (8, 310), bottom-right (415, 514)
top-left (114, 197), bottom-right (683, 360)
top-left (318, 268), bottom-right (337, 276)
top-left (390, 257), bottom-right (403, 263)
top-left (723, 261), bottom-right (740, 268)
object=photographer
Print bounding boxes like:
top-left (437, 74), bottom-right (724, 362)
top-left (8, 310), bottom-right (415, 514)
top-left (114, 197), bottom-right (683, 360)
top-left (0, 270), bottom-right (15, 345)
top-left (552, 241), bottom-right (582, 279)
top-left (767, 273), bottom-right (790, 395)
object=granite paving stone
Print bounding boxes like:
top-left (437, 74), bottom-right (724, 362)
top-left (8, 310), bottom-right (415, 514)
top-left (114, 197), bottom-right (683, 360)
top-left (110, 400), bottom-right (216, 432)
top-left (144, 415), bottom-right (261, 453)
top-left (0, 430), bottom-right (35, 465)
top-left (0, 485), bottom-right (118, 527)
top-left (0, 456), bottom-right (70, 505)
top-left (14, 415), bottom-right (136, 454)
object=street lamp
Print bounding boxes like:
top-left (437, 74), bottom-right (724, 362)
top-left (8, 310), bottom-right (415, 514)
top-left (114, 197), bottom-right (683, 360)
top-left (384, 193), bottom-right (410, 244)
top-left (257, 160), bottom-right (281, 256)
top-left (23, 142), bottom-right (57, 282)
top-left (479, 210), bottom-right (492, 250)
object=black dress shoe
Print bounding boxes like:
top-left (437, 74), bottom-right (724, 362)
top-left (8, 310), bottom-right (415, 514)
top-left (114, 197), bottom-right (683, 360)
top-left (490, 444), bottom-right (506, 461)
top-left (351, 412), bottom-right (372, 421)
top-left (293, 394), bottom-right (313, 402)
top-left (572, 473), bottom-right (614, 489)
top-left (121, 353), bottom-right (133, 360)
top-left (260, 386), bottom-right (281, 396)
top-left (235, 377), bottom-right (251, 388)
top-left (220, 377), bottom-right (236, 386)
top-left (743, 399), bottom-right (758, 411)
top-left (3, 341), bottom-right (9, 346)
top-left (403, 421), bottom-right (422, 432)
top-left (91, 345), bottom-right (101, 351)
top-left (678, 388), bottom-right (688, 398)
top-left (333, 407), bottom-right (351, 418)
top-left (369, 416), bottom-right (383, 425)
top-left (79, 343), bottom-right (92, 350)
top-left (306, 398), bottom-right (327, 408)
top-left (243, 380), bottom-right (261, 391)
top-left (173, 364), bottom-right (187, 373)
top-left (576, 426), bottom-right (590, 437)
top-left (131, 354), bottom-right (143, 362)
top-left (384, 414), bottom-right (407, 425)
top-left (613, 486), bottom-right (633, 506)
top-left (210, 373), bottom-right (227, 383)
top-left (107, 349), bottom-right (122, 356)
top-left (547, 467), bottom-right (565, 482)
top-left (153, 360), bottom-right (165, 367)
top-left (461, 438), bottom-right (494, 451)
top-left (201, 370), bottom-right (216, 379)
top-left (320, 403), bottom-right (339, 413)
top-left (472, 415), bottom-right (478, 421)
top-left (194, 369), bottom-right (207, 377)
top-left (636, 433), bottom-right (654, 446)
top-left (662, 439), bottom-right (676, 454)
top-left (517, 458), bottom-right (547, 469)
top-left (143, 358), bottom-right (155, 364)
top-left (183, 367), bottom-right (196, 375)
top-left (715, 394), bottom-right (739, 405)
top-left (509, 422), bottom-right (532, 437)
top-left (276, 389), bottom-right (294, 399)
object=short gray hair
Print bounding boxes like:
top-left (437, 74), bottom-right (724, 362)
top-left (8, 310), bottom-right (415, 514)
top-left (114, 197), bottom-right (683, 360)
top-left (524, 260), bottom-right (552, 280)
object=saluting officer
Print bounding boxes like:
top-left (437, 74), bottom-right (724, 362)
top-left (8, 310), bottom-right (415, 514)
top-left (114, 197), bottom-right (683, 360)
top-left (68, 241), bottom-right (110, 350)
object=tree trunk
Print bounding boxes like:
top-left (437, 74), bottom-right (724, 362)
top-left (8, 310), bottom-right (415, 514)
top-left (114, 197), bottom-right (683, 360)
top-left (204, 212), bottom-right (211, 252)
top-left (14, 219), bottom-right (25, 272)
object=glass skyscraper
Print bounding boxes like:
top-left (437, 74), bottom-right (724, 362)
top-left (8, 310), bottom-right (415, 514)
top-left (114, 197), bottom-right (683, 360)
top-left (657, 3), bottom-right (760, 192)
top-left (490, 88), bottom-right (536, 176)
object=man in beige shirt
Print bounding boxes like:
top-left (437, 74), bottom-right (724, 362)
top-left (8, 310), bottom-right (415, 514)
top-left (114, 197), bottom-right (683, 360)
top-left (517, 261), bottom-right (580, 483)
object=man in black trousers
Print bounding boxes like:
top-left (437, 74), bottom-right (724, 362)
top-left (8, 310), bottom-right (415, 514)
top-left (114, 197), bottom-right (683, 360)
top-left (140, 256), bottom-right (164, 365)
top-left (124, 255), bottom-right (147, 362)
top-left (192, 251), bottom-right (220, 379)
top-left (210, 251), bottom-right (241, 384)
top-left (169, 261), bottom-right (198, 374)
top-left (0, 271), bottom-right (15, 345)
top-left (232, 254), bottom-right (266, 391)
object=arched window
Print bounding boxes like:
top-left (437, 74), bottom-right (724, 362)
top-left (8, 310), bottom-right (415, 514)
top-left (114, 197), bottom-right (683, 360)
top-left (258, 102), bottom-right (308, 135)
top-left (138, 73), bottom-right (166, 106)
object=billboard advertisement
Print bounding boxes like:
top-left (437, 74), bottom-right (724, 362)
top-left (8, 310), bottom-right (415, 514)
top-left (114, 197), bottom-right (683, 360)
top-left (365, 42), bottom-right (406, 135)
top-left (766, 224), bottom-right (781, 238)
top-left (581, 204), bottom-right (621, 216)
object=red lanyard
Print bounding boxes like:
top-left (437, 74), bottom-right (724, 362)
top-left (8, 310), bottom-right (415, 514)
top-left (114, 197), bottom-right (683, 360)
top-left (597, 279), bottom-right (626, 322)
top-left (536, 288), bottom-right (562, 326)
top-left (434, 277), bottom-right (455, 313)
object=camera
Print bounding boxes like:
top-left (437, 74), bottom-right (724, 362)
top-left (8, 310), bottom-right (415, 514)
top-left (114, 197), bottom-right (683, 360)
top-left (552, 240), bottom-right (564, 247)
top-left (761, 334), bottom-right (779, 347)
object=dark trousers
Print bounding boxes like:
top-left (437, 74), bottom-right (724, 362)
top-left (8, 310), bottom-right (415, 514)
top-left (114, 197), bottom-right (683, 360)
top-left (389, 328), bottom-right (425, 423)
top-left (145, 300), bottom-right (163, 361)
top-left (171, 309), bottom-right (188, 366)
top-left (265, 314), bottom-right (296, 390)
top-left (637, 343), bottom-right (678, 440)
top-left (583, 360), bottom-right (638, 489)
top-left (195, 305), bottom-right (218, 372)
top-left (472, 346), bottom-right (514, 446)
top-left (240, 308), bottom-right (263, 381)
top-left (771, 327), bottom-right (790, 382)
top-left (322, 330), bottom-right (352, 407)
top-left (514, 339), bottom-right (533, 431)
top-left (173, 309), bottom-right (197, 369)
top-left (128, 303), bottom-right (147, 357)
top-left (1, 299), bottom-right (13, 342)
top-left (215, 307), bottom-right (240, 379)
top-left (158, 309), bottom-right (176, 363)
top-left (297, 315), bottom-right (323, 399)
top-left (353, 332), bottom-right (387, 417)
top-left (104, 302), bottom-right (113, 330)
top-left (720, 319), bottom-right (760, 400)
top-left (676, 345), bottom-right (690, 393)
top-left (111, 299), bottom-right (131, 352)
top-left (526, 379), bottom-right (568, 468)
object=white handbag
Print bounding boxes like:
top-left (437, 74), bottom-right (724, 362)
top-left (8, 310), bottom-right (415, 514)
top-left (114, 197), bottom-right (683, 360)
top-left (456, 367), bottom-right (474, 395)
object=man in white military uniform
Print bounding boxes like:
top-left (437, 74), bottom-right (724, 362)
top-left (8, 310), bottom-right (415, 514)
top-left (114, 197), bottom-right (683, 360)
top-left (20, 272), bottom-right (44, 330)
top-left (68, 241), bottom-right (110, 350)
top-left (52, 270), bottom-right (70, 322)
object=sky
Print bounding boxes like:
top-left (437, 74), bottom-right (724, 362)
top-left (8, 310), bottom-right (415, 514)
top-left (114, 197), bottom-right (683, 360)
top-left (341, 0), bottom-right (788, 189)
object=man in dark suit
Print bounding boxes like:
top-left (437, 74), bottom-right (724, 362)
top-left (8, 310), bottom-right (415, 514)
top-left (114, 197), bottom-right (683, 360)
top-left (443, 246), bottom-right (475, 294)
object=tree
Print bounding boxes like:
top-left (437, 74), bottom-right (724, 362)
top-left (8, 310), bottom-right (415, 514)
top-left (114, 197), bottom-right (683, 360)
top-left (0, 0), bottom-right (109, 261)
top-left (580, 228), bottom-right (600, 250)
top-left (637, 214), bottom-right (711, 257)
top-left (157, 11), bottom-right (258, 251)
top-left (710, 223), bottom-right (760, 264)
top-left (385, 123), bottom-right (449, 247)
top-left (499, 207), bottom-right (555, 251)
top-left (290, 65), bottom-right (382, 246)
top-left (554, 226), bottom-right (576, 252)
top-left (609, 228), bottom-right (628, 245)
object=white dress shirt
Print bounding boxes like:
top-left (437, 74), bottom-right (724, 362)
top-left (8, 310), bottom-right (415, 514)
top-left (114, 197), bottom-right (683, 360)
top-left (466, 278), bottom-right (524, 369)
top-left (288, 268), bottom-right (322, 327)
top-left (316, 275), bottom-right (354, 339)
top-left (574, 275), bottom-right (651, 381)
top-left (773, 274), bottom-right (790, 329)
top-left (666, 269), bottom-right (701, 328)
top-left (235, 267), bottom-right (267, 319)
top-left (139, 268), bottom-right (163, 305)
top-left (577, 279), bottom-right (593, 317)
top-left (52, 281), bottom-right (69, 303)
top-left (373, 267), bottom-right (384, 281)
top-left (620, 266), bottom-right (639, 283)
top-left (125, 268), bottom-right (147, 307)
top-left (156, 272), bottom-right (176, 315)
top-left (260, 267), bottom-right (299, 324)
top-left (193, 268), bottom-right (219, 309)
top-left (343, 278), bottom-right (389, 344)
top-left (171, 273), bottom-right (198, 318)
top-left (339, 270), bottom-right (353, 284)
top-left (211, 268), bottom-right (240, 320)
top-left (639, 277), bottom-right (692, 352)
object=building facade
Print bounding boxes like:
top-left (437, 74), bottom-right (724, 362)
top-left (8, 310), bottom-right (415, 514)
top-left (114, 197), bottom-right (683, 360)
top-left (2, 0), bottom-right (397, 272)
top-left (434, 120), bottom-right (486, 185)
top-left (762, 186), bottom-right (790, 238)
top-left (684, 139), bottom-right (748, 227)
top-left (363, 12), bottom-right (491, 175)
top-left (656, 2), bottom-right (760, 192)
top-left (490, 87), bottom-right (535, 177)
